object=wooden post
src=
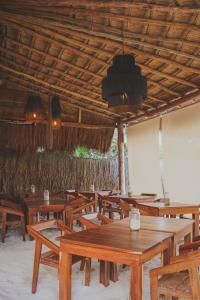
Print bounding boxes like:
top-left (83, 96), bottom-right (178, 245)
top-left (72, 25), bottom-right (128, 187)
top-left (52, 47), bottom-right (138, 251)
top-left (46, 96), bottom-right (53, 150)
top-left (117, 122), bottom-right (126, 194)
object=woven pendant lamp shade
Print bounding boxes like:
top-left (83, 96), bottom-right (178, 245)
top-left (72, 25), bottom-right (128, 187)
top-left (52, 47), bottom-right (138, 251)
top-left (51, 95), bottom-right (61, 129)
top-left (101, 54), bottom-right (147, 113)
top-left (25, 95), bottom-right (45, 123)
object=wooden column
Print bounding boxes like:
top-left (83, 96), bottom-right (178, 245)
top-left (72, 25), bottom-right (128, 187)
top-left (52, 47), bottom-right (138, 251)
top-left (46, 96), bottom-right (53, 150)
top-left (117, 122), bottom-right (126, 194)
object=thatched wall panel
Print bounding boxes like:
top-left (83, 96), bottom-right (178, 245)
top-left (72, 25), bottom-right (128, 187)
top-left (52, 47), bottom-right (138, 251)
top-left (53, 127), bottom-right (114, 153)
top-left (0, 123), bottom-right (114, 152)
top-left (0, 151), bottom-right (125, 196)
top-left (0, 123), bottom-right (47, 151)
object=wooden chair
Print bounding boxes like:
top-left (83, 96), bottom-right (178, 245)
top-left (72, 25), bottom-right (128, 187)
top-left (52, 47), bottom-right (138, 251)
top-left (0, 199), bottom-right (26, 243)
top-left (150, 239), bottom-right (200, 299)
top-left (65, 197), bottom-right (96, 228)
top-left (79, 213), bottom-right (118, 287)
top-left (27, 219), bottom-right (91, 293)
top-left (102, 197), bottom-right (131, 220)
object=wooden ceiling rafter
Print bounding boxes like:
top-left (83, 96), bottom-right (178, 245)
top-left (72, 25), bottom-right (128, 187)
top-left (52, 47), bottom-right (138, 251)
top-left (15, 12), bottom-right (200, 64)
top-left (12, 23), bottom-right (198, 90)
top-left (0, 1), bottom-right (199, 127)
top-left (2, 16), bottom-right (199, 96)
top-left (2, 12), bottom-right (200, 79)
top-left (1, 1), bottom-right (200, 13)
top-left (0, 63), bottom-right (120, 119)
top-left (42, 13), bottom-right (200, 52)
top-left (3, 34), bottom-right (184, 101)
top-left (3, 76), bottom-right (116, 122)
top-left (40, 19), bottom-right (200, 78)
top-left (0, 53), bottom-right (105, 107)
top-left (126, 90), bottom-right (200, 125)
top-left (0, 55), bottom-right (102, 105)
top-left (2, 5), bottom-right (199, 33)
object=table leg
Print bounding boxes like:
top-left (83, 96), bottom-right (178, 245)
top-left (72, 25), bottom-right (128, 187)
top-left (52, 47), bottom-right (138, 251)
top-left (28, 210), bottom-right (34, 240)
top-left (59, 252), bottom-right (72, 300)
top-left (184, 232), bottom-right (192, 244)
top-left (130, 262), bottom-right (142, 300)
top-left (163, 242), bottom-right (172, 266)
top-left (192, 213), bottom-right (199, 237)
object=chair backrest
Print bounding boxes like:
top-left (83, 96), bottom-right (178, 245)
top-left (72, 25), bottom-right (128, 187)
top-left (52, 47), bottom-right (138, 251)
top-left (79, 213), bottom-right (113, 229)
top-left (69, 196), bottom-right (88, 210)
top-left (119, 199), bottom-right (131, 217)
top-left (27, 220), bottom-right (74, 254)
top-left (0, 199), bottom-right (22, 210)
top-left (73, 199), bottom-right (96, 214)
top-left (135, 203), bottom-right (159, 216)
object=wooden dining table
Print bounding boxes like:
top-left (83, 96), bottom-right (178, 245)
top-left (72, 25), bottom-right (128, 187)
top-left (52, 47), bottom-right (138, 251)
top-left (136, 201), bottom-right (200, 236)
top-left (59, 219), bottom-right (173, 300)
top-left (23, 197), bottom-right (69, 226)
top-left (108, 215), bottom-right (194, 255)
top-left (108, 194), bottom-right (158, 204)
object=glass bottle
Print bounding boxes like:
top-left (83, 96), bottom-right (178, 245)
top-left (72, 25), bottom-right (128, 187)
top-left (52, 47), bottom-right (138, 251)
top-left (44, 189), bottom-right (49, 201)
top-left (130, 208), bottom-right (140, 231)
top-left (31, 184), bottom-right (35, 194)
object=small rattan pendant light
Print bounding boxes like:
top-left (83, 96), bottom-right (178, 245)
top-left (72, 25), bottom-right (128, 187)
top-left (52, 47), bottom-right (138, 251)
top-left (25, 94), bottom-right (46, 123)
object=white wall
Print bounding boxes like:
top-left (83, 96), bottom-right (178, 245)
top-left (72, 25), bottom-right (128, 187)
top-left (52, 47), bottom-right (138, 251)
top-left (127, 118), bottom-right (163, 196)
top-left (162, 103), bottom-right (200, 204)
top-left (127, 102), bottom-right (200, 204)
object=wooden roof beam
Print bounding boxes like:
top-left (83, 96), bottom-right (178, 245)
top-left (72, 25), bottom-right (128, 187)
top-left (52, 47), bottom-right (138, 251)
top-left (4, 35), bottom-right (184, 99)
top-left (127, 90), bottom-right (200, 125)
top-left (1, 6), bottom-right (199, 33)
top-left (0, 47), bottom-right (102, 101)
top-left (0, 65), bottom-right (118, 120)
top-left (25, 16), bottom-right (200, 64)
top-left (2, 16), bottom-right (198, 90)
top-left (3, 11), bottom-right (200, 76)
top-left (1, 1), bottom-right (200, 13)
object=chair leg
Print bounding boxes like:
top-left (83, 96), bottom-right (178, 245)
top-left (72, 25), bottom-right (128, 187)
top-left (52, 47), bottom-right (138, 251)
top-left (100, 260), bottom-right (110, 287)
top-left (110, 262), bottom-right (118, 282)
top-left (1, 212), bottom-right (7, 243)
top-left (150, 273), bottom-right (158, 300)
top-left (21, 216), bottom-right (26, 242)
top-left (84, 258), bottom-right (91, 286)
top-left (80, 258), bottom-right (85, 271)
top-left (32, 240), bottom-right (42, 293)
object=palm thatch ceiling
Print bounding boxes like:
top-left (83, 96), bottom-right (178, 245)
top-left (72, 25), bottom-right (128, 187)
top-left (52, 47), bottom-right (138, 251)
top-left (0, 0), bottom-right (199, 127)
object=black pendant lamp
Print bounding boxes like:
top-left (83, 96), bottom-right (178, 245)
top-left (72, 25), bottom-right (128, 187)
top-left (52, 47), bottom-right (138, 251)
top-left (51, 95), bottom-right (61, 129)
top-left (25, 94), bottom-right (45, 122)
top-left (101, 54), bottom-right (147, 113)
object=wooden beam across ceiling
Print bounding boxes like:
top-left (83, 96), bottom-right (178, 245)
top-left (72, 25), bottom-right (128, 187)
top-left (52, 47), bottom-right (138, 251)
top-left (126, 90), bottom-right (200, 125)
top-left (1, 1), bottom-right (200, 13)
top-left (1, 5), bottom-right (199, 32)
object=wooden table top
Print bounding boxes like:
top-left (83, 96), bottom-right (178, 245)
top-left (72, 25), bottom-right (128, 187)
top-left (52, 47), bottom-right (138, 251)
top-left (139, 201), bottom-right (200, 209)
top-left (60, 223), bottom-right (173, 255)
top-left (24, 198), bottom-right (69, 208)
top-left (109, 194), bottom-right (158, 204)
top-left (108, 216), bottom-right (194, 234)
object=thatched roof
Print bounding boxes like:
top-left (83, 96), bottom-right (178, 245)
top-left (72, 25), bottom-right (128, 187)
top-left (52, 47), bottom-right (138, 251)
top-left (0, 0), bottom-right (199, 150)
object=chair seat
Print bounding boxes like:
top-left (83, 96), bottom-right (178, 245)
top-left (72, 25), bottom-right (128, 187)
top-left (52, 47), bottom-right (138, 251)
top-left (7, 214), bottom-right (21, 221)
top-left (158, 271), bottom-right (192, 298)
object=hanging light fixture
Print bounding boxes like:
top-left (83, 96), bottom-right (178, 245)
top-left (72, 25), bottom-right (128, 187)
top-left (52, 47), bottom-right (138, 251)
top-left (51, 95), bottom-right (61, 129)
top-left (101, 54), bottom-right (147, 113)
top-left (25, 94), bottom-right (45, 122)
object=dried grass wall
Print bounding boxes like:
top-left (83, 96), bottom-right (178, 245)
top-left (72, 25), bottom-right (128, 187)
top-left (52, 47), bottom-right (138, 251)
top-left (0, 150), bottom-right (124, 196)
